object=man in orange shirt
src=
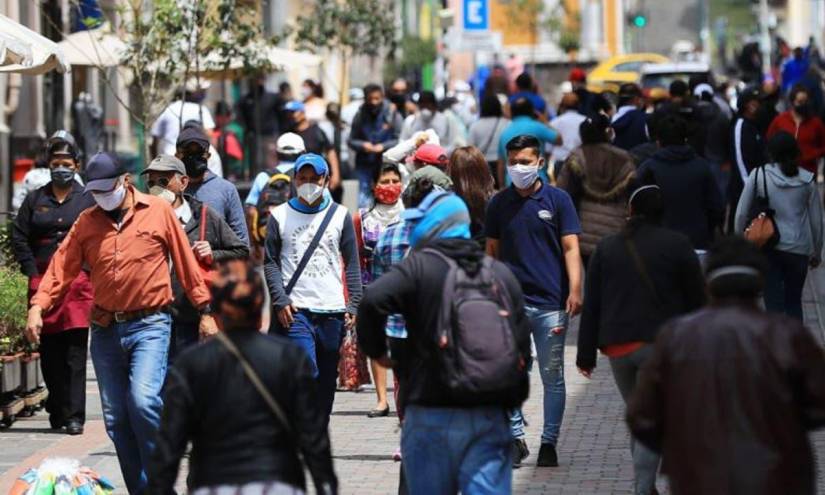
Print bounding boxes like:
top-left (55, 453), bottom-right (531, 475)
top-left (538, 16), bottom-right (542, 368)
top-left (26, 152), bottom-right (215, 494)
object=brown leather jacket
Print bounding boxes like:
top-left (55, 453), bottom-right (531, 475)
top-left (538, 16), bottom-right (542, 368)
top-left (557, 143), bottom-right (635, 257)
top-left (627, 303), bottom-right (825, 495)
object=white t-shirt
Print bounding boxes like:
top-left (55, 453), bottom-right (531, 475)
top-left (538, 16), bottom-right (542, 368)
top-left (550, 110), bottom-right (587, 163)
top-left (150, 100), bottom-right (215, 156)
top-left (271, 202), bottom-right (349, 312)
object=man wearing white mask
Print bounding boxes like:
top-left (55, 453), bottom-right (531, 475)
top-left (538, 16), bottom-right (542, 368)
top-left (26, 152), bottom-right (215, 494)
top-left (485, 134), bottom-right (583, 469)
top-left (141, 155), bottom-right (248, 358)
top-left (264, 153), bottom-right (362, 428)
top-left (400, 90), bottom-right (466, 153)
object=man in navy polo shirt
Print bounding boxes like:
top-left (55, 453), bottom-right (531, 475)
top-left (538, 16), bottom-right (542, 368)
top-left (486, 134), bottom-right (583, 469)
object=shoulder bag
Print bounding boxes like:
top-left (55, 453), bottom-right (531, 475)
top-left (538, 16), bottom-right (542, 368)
top-left (744, 167), bottom-right (780, 250)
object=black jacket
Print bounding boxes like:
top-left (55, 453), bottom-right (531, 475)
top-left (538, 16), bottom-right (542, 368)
top-left (12, 182), bottom-right (95, 277)
top-left (146, 330), bottom-right (337, 494)
top-left (637, 145), bottom-right (725, 249)
top-left (357, 238), bottom-right (531, 409)
top-left (171, 196), bottom-right (249, 323)
top-left (627, 304), bottom-right (825, 495)
top-left (729, 116), bottom-right (768, 195)
top-left (612, 108), bottom-right (649, 151)
top-left (576, 221), bottom-right (706, 370)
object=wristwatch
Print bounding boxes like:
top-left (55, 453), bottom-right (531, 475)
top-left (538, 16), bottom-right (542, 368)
top-left (199, 304), bottom-right (213, 316)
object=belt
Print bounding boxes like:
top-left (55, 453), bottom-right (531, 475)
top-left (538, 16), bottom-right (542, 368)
top-left (95, 305), bottom-right (170, 324)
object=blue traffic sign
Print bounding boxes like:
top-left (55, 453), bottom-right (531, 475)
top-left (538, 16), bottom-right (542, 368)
top-left (463, 0), bottom-right (489, 31)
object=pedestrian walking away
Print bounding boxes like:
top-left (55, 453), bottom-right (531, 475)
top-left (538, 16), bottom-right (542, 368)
top-left (359, 190), bottom-right (531, 495)
top-left (12, 131), bottom-right (95, 435)
top-left (576, 185), bottom-right (706, 495)
top-left (734, 132), bottom-right (824, 319)
top-left (447, 146), bottom-right (495, 247)
top-left (468, 94), bottom-right (510, 188)
top-left (264, 153), bottom-right (363, 427)
top-left (627, 236), bottom-right (825, 495)
top-left (611, 84), bottom-right (649, 151)
top-left (26, 152), bottom-right (215, 494)
top-left (147, 260), bottom-right (338, 495)
top-left (141, 155), bottom-right (249, 359)
top-left (486, 134), bottom-right (583, 468)
top-left (179, 126), bottom-right (250, 245)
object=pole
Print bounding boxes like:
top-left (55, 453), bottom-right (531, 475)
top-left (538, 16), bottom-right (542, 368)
top-left (759, 0), bottom-right (771, 79)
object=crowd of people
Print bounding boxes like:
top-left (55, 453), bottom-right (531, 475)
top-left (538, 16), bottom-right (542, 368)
top-left (9, 58), bottom-right (825, 495)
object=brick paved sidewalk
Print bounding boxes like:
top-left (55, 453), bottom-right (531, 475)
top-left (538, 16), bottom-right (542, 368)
top-left (3, 270), bottom-right (825, 494)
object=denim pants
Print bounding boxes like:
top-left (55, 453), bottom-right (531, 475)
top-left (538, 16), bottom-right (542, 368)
top-left (510, 307), bottom-right (567, 445)
top-left (287, 311), bottom-right (344, 425)
top-left (609, 345), bottom-right (661, 495)
top-left (764, 249), bottom-right (809, 320)
top-left (90, 312), bottom-right (171, 495)
top-left (402, 405), bottom-right (512, 495)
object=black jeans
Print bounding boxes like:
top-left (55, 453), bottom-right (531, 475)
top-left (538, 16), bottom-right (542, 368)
top-left (39, 328), bottom-right (88, 425)
top-left (764, 249), bottom-right (809, 320)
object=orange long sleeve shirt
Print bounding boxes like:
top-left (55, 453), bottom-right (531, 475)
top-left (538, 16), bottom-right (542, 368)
top-left (31, 187), bottom-right (210, 313)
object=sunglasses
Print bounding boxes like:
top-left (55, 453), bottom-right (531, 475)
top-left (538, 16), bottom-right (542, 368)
top-left (146, 177), bottom-right (171, 189)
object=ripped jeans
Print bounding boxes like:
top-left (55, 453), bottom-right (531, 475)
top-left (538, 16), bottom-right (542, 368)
top-left (510, 307), bottom-right (567, 446)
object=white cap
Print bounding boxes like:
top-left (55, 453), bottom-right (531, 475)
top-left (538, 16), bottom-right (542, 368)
top-left (184, 77), bottom-right (211, 93)
top-left (276, 132), bottom-right (306, 155)
top-left (693, 83), bottom-right (714, 99)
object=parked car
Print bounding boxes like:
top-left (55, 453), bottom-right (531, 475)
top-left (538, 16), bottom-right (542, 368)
top-left (587, 53), bottom-right (670, 93)
top-left (639, 62), bottom-right (714, 91)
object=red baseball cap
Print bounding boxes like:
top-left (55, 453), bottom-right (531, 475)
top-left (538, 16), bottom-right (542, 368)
top-left (413, 143), bottom-right (448, 167)
top-left (569, 68), bottom-right (587, 83)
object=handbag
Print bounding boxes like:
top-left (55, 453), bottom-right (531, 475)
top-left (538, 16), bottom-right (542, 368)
top-left (197, 204), bottom-right (218, 287)
top-left (744, 167), bottom-right (780, 249)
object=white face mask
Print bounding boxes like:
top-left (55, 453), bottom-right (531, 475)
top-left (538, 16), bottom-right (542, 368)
top-left (507, 164), bottom-right (540, 189)
top-left (297, 182), bottom-right (325, 204)
top-left (149, 185), bottom-right (177, 205)
top-left (300, 86), bottom-right (312, 100)
top-left (93, 183), bottom-right (126, 211)
top-left (420, 108), bottom-right (434, 122)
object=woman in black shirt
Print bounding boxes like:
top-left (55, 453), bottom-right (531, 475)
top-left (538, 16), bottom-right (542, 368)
top-left (12, 131), bottom-right (95, 435)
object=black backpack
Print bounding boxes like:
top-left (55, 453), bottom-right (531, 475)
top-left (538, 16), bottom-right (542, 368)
top-left (424, 248), bottom-right (527, 406)
top-left (252, 173), bottom-right (291, 244)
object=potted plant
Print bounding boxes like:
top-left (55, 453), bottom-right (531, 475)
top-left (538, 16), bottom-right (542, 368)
top-left (0, 265), bottom-right (28, 396)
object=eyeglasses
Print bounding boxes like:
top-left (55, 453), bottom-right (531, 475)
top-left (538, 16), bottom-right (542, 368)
top-left (146, 177), bottom-right (171, 189)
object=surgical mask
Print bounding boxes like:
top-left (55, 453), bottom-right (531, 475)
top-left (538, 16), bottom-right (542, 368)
top-left (420, 109), bottom-right (434, 122)
top-left (183, 155), bottom-right (208, 177)
top-left (92, 184), bottom-right (126, 211)
top-left (50, 166), bottom-right (75, 187)
top-left (297, 182), bottom-right (325, 204)
top-left (507, 164), bottom-right (539, 189)
top-left (300, 86), bottom-right (312, 99)
top-left (149, 185), bottom-right (177, 205)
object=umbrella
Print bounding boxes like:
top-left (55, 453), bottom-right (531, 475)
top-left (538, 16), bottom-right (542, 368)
top-left (57, 27), bottom-right (127, 68)
top-left (0, 13), bottom-right (69, 75)
top-left (197, 45), bottom-right (321, 79)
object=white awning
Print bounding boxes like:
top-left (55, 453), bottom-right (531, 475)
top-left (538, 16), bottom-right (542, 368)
top-left (0, 14), bottom-right (69, 75)
top-left (57, 27), bottom-right (126, 68)
top-left (198, 45), bottom-right (321, 79)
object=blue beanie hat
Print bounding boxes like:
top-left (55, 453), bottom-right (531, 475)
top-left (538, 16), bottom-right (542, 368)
top-left (401, 190), bottom-right (471, 248)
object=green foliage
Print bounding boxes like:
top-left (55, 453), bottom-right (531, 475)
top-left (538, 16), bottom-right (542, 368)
top-left (292, 0), bottom-right (396, 58)
top-left (384, 35), bottom-right (436, 81)
top-left (0, 266), bottom-right (28, 355)
top-left (0, 219), bottom-right (18, 271)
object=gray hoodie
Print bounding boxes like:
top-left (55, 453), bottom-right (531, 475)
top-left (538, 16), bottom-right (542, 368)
top-left (734, 164), bottom-right (824, 258)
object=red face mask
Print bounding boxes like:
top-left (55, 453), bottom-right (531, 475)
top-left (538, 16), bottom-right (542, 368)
top-left (374, 183), bottom-right (402, 205)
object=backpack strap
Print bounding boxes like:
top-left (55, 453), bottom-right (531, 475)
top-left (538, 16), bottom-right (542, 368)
top-left (284, 203), bottom-right (338, 295)
top-left (422, 248), bottom-right (458, 345)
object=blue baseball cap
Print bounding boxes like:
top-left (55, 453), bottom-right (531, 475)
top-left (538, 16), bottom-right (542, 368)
top-left (284, 100), bottom-right (305, 112)
top-left (294, 153), bottom-right (329, 177)
top-left (84, 152), bottom-right (127, 192)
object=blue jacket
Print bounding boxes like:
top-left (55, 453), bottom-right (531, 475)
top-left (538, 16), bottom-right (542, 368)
top-left (186, 171), bottom-right (250, 245)
top-left (611, 106), bottom-right (648, 151)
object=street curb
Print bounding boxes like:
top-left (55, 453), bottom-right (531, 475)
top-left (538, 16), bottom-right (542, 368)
top-left (0, 420), bottom-right (109, 492)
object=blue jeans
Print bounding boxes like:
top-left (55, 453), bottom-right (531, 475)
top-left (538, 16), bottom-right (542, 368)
top-left (510, 307), bottom-right (567, 445)
top-left (90, 312), bottom-right (171, 495)
top-left (287, 311), bottom-right (344, 425)
top-left (402, 405), bottom-right (512, 495)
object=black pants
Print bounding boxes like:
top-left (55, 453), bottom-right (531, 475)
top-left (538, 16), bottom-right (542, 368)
top-left (764, 250), bottom-right (808, 320)
top-left (39, 328), bottom-right (88, 425)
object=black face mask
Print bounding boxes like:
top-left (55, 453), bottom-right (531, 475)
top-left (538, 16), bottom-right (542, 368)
top-left (389, 93), bottom-right (406, 111)
top-left (794, 103), bottom-right (811, 117)
top-left (183, 155), bottom-right (208, 177)
top-left (366, 103), bottom-right (381, 116)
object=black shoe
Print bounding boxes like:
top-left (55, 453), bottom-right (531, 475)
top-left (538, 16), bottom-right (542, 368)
top-left (65, 420), bottom-right (84, 435)
top-left (511, 439), bottom-right (529, 468)
top-left (49, 418), bottom-right (65, 430)
top-left (367, 406), bottom-right (390, 418)
top-left (536, 443), bottom-right (558, 467)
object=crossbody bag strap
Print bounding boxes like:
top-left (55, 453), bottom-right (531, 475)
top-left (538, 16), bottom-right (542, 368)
top-left (284, 203), bottom-right (338, 295)
top-left (215, 332), bottom-right (293, 435)
top-left (623, 235), bottom-right (663, 307)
